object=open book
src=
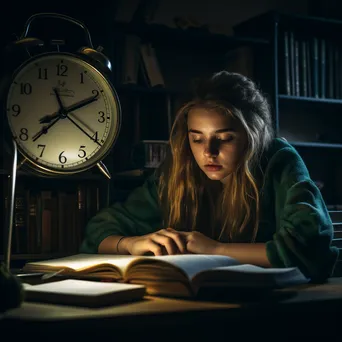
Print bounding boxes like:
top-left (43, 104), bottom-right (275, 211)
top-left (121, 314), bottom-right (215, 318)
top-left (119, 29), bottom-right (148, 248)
top-left (21, 254), bottom-right (309, 298)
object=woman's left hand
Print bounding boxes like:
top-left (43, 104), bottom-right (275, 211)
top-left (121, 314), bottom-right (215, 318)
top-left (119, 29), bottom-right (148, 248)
top-left (167, 228), bottom-right (220, 254)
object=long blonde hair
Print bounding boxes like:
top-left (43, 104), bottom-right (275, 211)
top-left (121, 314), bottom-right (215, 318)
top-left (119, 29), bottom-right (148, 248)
top-left (158, 71), bottom-right (274, 242)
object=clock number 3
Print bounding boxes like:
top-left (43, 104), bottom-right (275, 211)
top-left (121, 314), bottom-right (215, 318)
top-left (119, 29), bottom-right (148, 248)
top-left (98, 111), bottom-right (105, 123)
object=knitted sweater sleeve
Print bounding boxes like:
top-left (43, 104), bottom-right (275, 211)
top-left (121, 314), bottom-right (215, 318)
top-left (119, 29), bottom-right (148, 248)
top-left (79, 175), bottom-right (163, 254)
top-left (265, 147), bottom-right (339, 281)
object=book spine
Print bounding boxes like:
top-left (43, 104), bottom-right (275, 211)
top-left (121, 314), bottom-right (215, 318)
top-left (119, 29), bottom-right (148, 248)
top-left (284, 31), bottom-right (291, 95)
top-left (294, 39), bottom-right (300, 96)
top-left (301, 40), bottom-right (307, 97)
top-left (320, 38), bottom-right (326, 98)
top-left (311, 37), bottom-right (319, 98)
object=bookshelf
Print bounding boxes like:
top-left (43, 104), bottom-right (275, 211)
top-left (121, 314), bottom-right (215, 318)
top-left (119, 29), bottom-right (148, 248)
top-left (233, 10), bottom-right (342, 149)
top-left (233, 11), bottom-right (342, 275)
top-left (0, 164), bottom-right (111, 268)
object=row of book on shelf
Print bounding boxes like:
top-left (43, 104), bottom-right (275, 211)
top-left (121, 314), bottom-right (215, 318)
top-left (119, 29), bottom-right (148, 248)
top-left (112, 34), bottom-right (165, 88)
top-left (281, 30), bottom-right (342, 99)
top-left (110, 31), bottom-right (342, 100)
top-left (329, 208), bottom-right (342, 248)
top-left (1, 175), bottom-right (341, 256)
top-left (1, 181), bottom-right (102, 256)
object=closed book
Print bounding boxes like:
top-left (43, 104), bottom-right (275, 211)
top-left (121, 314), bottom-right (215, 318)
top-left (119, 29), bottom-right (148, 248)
top-left (23, 279), bottom-right (146, 307)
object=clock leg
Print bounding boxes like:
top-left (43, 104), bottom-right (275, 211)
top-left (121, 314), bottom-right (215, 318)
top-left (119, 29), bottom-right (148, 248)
top-left (96, 161), bottom-right (111, 180)
top-left (4, 139), bottom-right (18, 270)
top-left (16, 157), bottom-right (27, 170)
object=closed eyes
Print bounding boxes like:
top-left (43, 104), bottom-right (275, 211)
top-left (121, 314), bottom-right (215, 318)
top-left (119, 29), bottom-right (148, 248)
top-left (191, 136), bottom-right (234, 144)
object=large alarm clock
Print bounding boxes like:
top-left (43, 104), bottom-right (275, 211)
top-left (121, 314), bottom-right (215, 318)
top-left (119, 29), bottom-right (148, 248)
top-left (3, 13), bottom-right (121, 178)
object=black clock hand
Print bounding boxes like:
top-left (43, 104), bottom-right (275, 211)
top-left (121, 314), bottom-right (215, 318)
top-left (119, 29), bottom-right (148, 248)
top-left (32, 116), bottom-right (61, 142)
top-left (64, 94), bottom-right (98, 114)
top-left (54, 87), bottom-right (65, 110)
top-left (38, 88), bottom-right (65, 124)
top-left (39, 110), bottom-right (60, 124)
top-left (39, 94), bottom-right (98, 124)
top-left (66, 115), bottom-right (102, 147)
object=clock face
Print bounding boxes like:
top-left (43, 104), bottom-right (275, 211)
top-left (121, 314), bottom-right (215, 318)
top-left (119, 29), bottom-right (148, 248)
top-left (5, 52), bottom-right (121, 175)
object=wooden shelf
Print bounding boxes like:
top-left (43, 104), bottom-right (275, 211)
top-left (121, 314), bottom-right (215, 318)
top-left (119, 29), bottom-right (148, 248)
top-left (112, 168), bottom-right (154, 180)
top-left (112, 21), bottom-right (269, 51)
top-left (233, 10), bottom-right (342, 38)
top-left (290, 141), bottom-right (342, 149)
top-left (114, 83), bottom-right (185, 95)
top-left (0, 169), bottom-right (108, 181)
top-left (278, 95), bottom-right (342, 105)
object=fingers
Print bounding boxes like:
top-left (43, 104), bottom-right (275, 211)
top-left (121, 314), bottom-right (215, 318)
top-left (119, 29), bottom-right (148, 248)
top-left (145, 239), bottom-right (166, 256)
top-left (132, 229), bottom-right (189, 256)
top-left (144, 229), bottom-right (185, 255)
top-left (162, 229), bottom-right (187, 254)
top-left (150, 232), bottom-right (180, 255)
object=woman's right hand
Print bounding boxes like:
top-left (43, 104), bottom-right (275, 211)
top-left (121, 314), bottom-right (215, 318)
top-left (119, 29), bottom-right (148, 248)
top-left (122, 229), bottom-right (187, 256)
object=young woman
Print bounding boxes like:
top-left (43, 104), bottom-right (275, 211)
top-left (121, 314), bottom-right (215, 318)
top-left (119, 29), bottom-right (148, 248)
top-left (80, 71), bottom-right (339, 281)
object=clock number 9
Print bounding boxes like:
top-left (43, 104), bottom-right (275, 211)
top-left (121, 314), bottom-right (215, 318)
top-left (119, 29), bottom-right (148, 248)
top-left (11, 104), bottom-right (21, 117)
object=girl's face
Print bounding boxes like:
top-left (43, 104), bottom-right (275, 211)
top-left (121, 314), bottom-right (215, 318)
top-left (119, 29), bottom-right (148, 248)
top-left (187, 108), bottom-right (247, 184)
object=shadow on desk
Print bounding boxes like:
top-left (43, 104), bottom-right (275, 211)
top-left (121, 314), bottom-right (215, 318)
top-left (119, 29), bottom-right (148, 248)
top-left (195, 286), bottom-right (298, 303)
top-left (1, 278), bottom-right (342, 340)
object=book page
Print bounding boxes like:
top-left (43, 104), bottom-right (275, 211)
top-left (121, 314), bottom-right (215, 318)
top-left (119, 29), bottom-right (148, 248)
top-left (22, 253), bottom-right (139, 273)
top-left (130, 254), bottom-right (241, 280)
top-left (193, 264), bottom-right (309, 288)
top-left (213, 264), bottom-right (299, 273)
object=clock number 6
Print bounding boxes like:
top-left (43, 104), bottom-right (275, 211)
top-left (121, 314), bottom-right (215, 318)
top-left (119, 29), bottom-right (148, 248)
top-left (59, 146), bottom-right (86, 164)
top-left (59, 151), bottom-right (67, 164)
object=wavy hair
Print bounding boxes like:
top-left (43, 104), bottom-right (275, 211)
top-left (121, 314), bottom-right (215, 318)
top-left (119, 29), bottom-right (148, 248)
top-left (158, 71), bottom-right (274, 242)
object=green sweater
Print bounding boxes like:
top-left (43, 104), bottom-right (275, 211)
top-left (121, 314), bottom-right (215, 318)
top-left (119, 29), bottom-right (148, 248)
top-left (80, 138), bottom-right (339, 281)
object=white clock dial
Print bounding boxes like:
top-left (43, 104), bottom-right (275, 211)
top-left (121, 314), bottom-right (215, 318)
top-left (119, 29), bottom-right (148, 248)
top-left (5, 52), bottom-right (121, 175)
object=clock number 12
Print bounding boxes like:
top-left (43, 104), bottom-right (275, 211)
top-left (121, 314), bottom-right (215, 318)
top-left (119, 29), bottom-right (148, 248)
top-left (56, 63), bottom-right (68, 77)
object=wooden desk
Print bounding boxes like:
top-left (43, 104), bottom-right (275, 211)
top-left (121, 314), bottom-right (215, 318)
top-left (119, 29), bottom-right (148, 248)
top-left (1, 277), bottom-right (342, 339)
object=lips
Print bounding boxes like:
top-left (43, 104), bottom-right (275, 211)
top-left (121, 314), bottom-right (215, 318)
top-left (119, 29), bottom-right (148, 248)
top-left (204, 164), bottom-right (222, 171)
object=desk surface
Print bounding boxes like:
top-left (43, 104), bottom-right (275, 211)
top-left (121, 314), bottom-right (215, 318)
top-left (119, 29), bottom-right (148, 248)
top-left (2, 277), bottom-right (342, 338)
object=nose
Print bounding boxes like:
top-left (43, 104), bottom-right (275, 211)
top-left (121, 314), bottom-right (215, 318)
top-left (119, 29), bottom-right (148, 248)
top-left (203, 141), bottom-right (219, 158)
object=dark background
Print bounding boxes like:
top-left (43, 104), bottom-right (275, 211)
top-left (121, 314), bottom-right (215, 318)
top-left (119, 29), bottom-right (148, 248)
top-left (1, 0), bottom-right (342, 185)
top-left (1, 0), bottom-right (341, 177)
top-left (0, 0), bottom-right (341, 270)
top-left (0, 0), bottom-right (341, 56)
